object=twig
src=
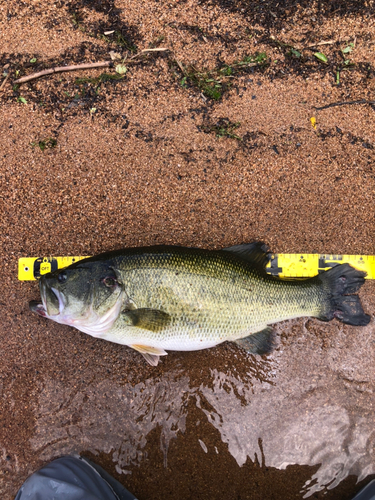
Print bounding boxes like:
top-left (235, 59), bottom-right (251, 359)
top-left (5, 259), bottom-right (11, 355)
top-left (306, 40), bottom-right (335, 48)
top-left (269, 36), bottom-right (296, 49)
top-left (129, 47), bottom-right (169, 60)
top-left (14, 49), bottom-right (169, 84)
top-left (238, 62), bottom-right (258, 68)
top-left (315, 99), bottom-right (375, 111)
top-left (270, 36), bottom-right (338, 53)
top-left (0, 73), bottom-right (9, 91)
top-left (14, 61), bottom-right (112, 84)
top-left (174, 59), bottom-right (185, 73)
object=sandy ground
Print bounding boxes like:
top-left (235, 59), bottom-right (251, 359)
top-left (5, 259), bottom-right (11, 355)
top-left (1, 1), bottom-right (375, 499)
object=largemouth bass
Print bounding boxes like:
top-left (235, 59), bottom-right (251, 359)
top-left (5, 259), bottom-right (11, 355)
top-left (29, 243), bottom-right (370, 365)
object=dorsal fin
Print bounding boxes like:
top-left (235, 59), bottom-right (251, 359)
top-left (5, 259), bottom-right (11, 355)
top-left (221, 242), bottom-right (270, 269)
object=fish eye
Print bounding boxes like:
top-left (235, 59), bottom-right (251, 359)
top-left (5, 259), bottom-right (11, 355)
top-left (58, 271), bottom-right (67, 283)
top-left (103, 276), bottom-right (117, 288)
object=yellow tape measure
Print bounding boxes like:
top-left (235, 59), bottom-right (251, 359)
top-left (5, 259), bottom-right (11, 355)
top-left (18, 256), bottom-right (87, 281)
top-left (18, 254), bottom-right (375, 281)
top-left (267, 254), bottom-right (374, 279)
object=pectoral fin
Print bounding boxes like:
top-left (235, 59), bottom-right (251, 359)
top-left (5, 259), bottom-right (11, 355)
top-left (123, 308), bottom-right (171, 332)
top-left (234, 327), bottom-right (276, 355)
top-left (130, 344), bottom-right (168, 366)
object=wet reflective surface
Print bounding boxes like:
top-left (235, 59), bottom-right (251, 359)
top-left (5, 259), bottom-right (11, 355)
top-left (22, 309), bottom-right (375, 500)
top-left (31, 372), bottom-right (191, 473)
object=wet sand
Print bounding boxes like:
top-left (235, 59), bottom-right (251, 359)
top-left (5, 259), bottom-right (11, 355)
top-left (1, 1), bottom-right (375, 498)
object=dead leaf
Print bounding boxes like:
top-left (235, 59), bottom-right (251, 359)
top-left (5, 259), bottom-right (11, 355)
top-left (109, 51), bottom-right (122, 61)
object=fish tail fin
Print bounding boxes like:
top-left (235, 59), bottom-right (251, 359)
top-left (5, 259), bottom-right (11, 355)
top-left (318, 264), bottom-right (370, 326)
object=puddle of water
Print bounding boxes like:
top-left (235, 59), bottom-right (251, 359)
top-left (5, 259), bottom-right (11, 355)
top-left (197, 368), bottom-right (375, 497)
top-left (30, 319), bottom-right (375, 498)
top-left (31, 371), bottom-right (191, 474)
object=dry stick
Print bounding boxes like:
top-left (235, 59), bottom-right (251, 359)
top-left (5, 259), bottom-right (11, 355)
top-left (174, 59), bottom-right (185, 73)
top-left (306, 40), bottom-right (335, 48)
top-left (315, 99), bottom-right (375, 111)
top-left (14, 61), bottom-right (112, 84)
top-left (0, 73), bottom-right (9, 91)
top-left (13, 49), bottom-right (169, 84)
top-left (129, 47), bottom-right (169, 60)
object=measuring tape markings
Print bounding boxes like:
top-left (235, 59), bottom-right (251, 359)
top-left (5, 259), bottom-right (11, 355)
top-left (18, 254), bottom-right (375, 281)
top-left (272, 254), bottom-right (374, 279)
top-left (19, 256), bottom-right (88, 281)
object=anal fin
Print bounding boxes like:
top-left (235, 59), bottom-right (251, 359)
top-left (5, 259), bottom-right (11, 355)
top-left (234, 327), bottom-right (276, 355)
top-left (141, 353), bottom-right (160, 366)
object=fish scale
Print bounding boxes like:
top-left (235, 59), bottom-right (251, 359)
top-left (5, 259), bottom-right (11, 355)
top-left (82, 248), bottom-right (329, 349)
top-left (29, 243), bottom-right (370, 366)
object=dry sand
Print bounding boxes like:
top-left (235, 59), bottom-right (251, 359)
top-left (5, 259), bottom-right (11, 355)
top-left (0, 1), bottom-right (374, 499)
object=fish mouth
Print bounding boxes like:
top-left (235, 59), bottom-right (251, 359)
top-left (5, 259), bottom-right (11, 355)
top-left (49, 287), bottom-right (65, 314)
top-left (30, 280), bottom-right (66, 318)
top-left (29, 300), bottom-right (47, 317)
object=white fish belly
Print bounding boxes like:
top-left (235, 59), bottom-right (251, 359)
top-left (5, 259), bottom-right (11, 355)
top-left (98, 323), bottom-right (244, 352)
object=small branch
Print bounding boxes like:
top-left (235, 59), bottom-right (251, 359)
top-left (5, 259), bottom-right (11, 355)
top-left (13, 61), bottom-right (112, 84)
top-left (269, 36), bottom-right (296, 49)
top-left (0, 73), bottom-right (9, 91)
top-left (129, 47), bottom-right (169, 60)
top-left (270, 36), bottom-right (336, 52)
top-left (174, 59), bottom-right (185, 73)
top-left (306, 40), bottom-right (335, 48)
top-left (315, 99), bottom-right (375, 110)
top-left (13, 49), bottom-right (169, 84)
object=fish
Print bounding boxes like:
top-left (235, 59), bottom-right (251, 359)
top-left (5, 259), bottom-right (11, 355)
top-left (29, 243), bottom-right (371, 366)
